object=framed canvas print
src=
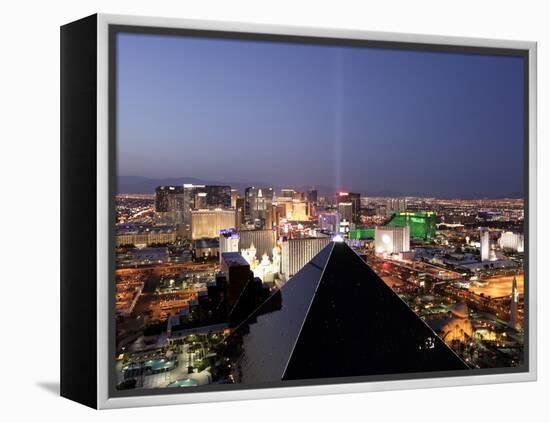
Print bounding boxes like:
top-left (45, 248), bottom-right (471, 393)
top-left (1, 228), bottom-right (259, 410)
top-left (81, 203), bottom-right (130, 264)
top-left (60, 14), bottom-right (537, 409)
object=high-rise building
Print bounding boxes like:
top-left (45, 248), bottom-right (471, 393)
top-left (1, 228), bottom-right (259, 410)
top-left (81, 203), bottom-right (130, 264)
top-left (510, 274), bottom-right (519, 330)
top-left (386, 198), bottom-right (407, 217)
top-left (191, 209), bottom-right (236, 240)
top-left (220, 252), bottom-right (252, 308)
top-left (194, 191), bottom-right (208, 209)
top-left (499, 231), bottom-right (524, 252)
top-left (193, 185), bottom-right (231, 209)
top-left (337, 192), bottom-right (360, 224)
top-left (265, 204), bottom-right (280, 230)
top-left (318, 212), bottom-right (340, 233)
top-left (225, 242), bottom-right (467, 384)
top-left (280, 188), bottom-right (295, 199)
top-left (290, 200), bottom-right (310, 221)
top-left (280, 236), bottom-right (331, 279)
top-left (337, 202), bottom-right (353, 223)
top-left (480, 227), bottom-right (490, 261)
top-left (155, 186), bottom-right (186, 223)
top-left (375, 225), bottom-right (410, 255)
top-left (306, 189), bottom-right (318, 204)
top-left (244, 187), bottom-right (274, 229)
top-left (239, 229), bottom-right (277, 260)
top-left (236, 197), bottom-right (245, 227)
top-left (230, 189), bottom-right (238, 209)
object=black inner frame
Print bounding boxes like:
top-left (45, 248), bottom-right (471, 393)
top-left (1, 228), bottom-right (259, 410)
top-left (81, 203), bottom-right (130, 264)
top-left (107, 24), bottom-right (530, 399)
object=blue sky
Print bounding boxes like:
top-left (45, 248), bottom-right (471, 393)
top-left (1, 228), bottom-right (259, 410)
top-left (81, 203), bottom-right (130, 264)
top-left (116, 32), bottom-right (525, 197)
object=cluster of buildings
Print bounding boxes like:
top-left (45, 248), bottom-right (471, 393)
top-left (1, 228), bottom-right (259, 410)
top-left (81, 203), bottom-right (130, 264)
top-left (115, 185), bottom-right (526, 389)
top-left (116, 223), bottom-right (178, 247)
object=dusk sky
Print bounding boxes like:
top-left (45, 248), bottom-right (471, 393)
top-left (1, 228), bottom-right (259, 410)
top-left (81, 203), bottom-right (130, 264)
top-left (116, 32), bottom-right (525, 198)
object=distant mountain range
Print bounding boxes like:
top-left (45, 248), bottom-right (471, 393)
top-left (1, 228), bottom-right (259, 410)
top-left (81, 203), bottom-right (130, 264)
top-left (117, 175), bottom-right (523, 199)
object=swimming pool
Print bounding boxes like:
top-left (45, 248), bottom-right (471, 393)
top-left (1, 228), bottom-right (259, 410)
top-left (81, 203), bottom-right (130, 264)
top-left (123, 357), bottom-right (177, 373)
top-left (167, 378), bottom-right (199, 388)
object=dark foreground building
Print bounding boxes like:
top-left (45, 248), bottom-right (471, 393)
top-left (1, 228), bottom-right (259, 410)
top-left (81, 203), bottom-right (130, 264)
top-left (224, 242), bottom-right (468, 384)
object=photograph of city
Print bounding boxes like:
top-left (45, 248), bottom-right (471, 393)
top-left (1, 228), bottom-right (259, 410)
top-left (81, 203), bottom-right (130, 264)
top-left (113, 31), bottom-right (526, 393)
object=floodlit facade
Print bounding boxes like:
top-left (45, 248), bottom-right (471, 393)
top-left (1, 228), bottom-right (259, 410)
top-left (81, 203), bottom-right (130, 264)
top-left (480, 227), bottom-right (490, 261)
top-left (499, 231), bottom-right (524, 252)
top-left (191, 209), bottom-right (236, 240)
top-left (375, 225), bottom-right (410, 255)
top-left (280, 237), bottom-right (331, 278)
top-left (239, 229), bottom-right (277, 259)
top-left (116, 224), bottom-right (177, 247)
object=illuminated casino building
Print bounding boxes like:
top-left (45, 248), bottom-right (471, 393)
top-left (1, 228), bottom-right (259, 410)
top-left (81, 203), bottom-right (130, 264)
top-left (280, 236), bottom-right (331, 279)
top-left (499, 231), bottom-right (524, 252)
top-left (225, 242), bottom-right (467, 384)
top-left (155, 184), bottom-right (232, 234)
top-left (348, 228), bottom-right (375, 240)
top-left (116, 223), bottom-right (177, 247)
top-left (387, 211), bottom-right (437, 240)
top-left (191, 209), bottom-right (236, 240)
top-left (239, 229), bottom-right (277, 260)
top-left (439, 302), bottom-right (474, 344)
top-left (374, 225), bottom-right (410, 255)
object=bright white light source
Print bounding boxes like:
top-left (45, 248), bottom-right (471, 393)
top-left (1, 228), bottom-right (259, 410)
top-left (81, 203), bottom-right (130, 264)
top-left (382, 234), bottom-right (391, 244)
top-left (332, 234), bottom-right (344, 243)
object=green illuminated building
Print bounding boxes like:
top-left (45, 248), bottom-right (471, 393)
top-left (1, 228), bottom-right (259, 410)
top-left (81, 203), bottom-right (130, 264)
top-left (387, 211), bottom-right (437, 240)
top-left (348, 211), bottom-right (437, 241)
top-left (348, 228), bottom-right (375, 240)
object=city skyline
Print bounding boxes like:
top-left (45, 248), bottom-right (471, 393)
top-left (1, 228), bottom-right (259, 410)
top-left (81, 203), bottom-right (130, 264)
top-left (117, 33), bottom-right (525, 198)
top-left (113, 31), bottom-right (526, 392)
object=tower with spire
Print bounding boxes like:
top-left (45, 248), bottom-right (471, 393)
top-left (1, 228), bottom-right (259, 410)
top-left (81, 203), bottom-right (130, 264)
top-left (509, 274), bottom-right (519, 330)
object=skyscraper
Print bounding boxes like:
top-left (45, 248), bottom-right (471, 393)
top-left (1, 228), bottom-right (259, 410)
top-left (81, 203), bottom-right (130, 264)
top-left (480, 227), bottom-right (490, 261)
top-left (337, 201), bottom-right (353, 223)
top-left (337, 192), bottom-right (361, 224)
top-left (154, 185), bottom-right (186, 224)
top-left (230, 189), bottom-right (238, 209)
top-left (193, 185), bottom-right (231, 209)
top-left (386, 198), bottom-right (407, 217)
top-left (510, 274), bottom-right (519, 330)
top-left (244, 187), bottom-right (274, 229)
top-left (306, 189), bottom-right (318, 204)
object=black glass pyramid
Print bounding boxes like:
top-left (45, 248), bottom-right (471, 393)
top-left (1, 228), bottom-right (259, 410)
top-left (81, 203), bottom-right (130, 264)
top-left (225, 242), bottom-right (468, 384)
